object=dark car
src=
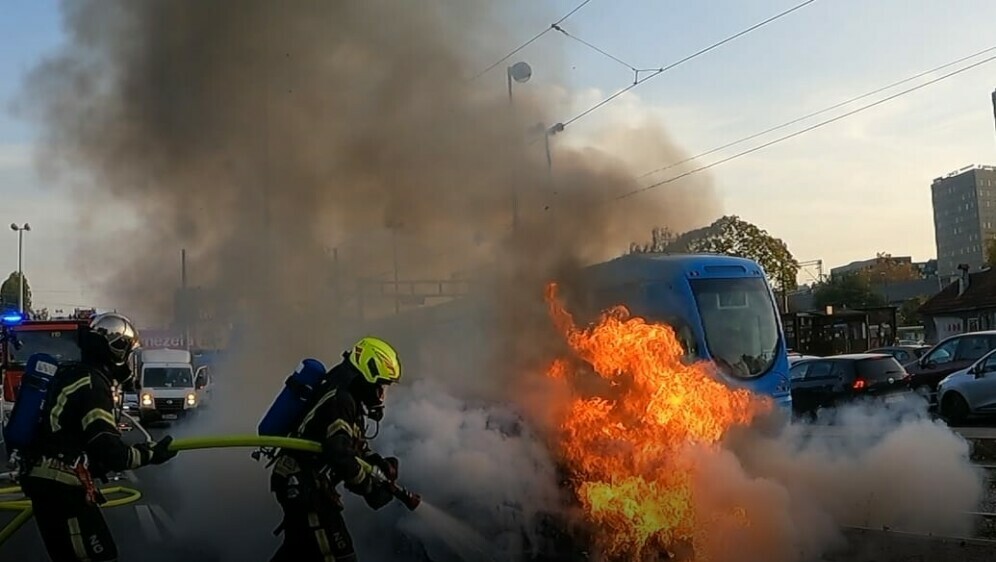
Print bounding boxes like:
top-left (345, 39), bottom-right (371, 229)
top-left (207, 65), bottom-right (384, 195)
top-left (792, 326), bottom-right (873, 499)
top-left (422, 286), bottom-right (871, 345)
top-left (789, 354), bottom-right (912, 419)
top-left (906, 331), bottom-right (996, 404)
top-left (866, 345), bottom-right (930, 366)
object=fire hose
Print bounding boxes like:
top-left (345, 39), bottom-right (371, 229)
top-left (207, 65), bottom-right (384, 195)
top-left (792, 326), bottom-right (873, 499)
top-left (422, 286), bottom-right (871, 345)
top-left (0, 435), bottom-right (421, 549)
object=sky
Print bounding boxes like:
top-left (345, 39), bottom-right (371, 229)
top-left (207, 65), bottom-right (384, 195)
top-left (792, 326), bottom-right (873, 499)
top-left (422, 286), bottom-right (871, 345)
top-left (3, 0), bottom-right (996, 310)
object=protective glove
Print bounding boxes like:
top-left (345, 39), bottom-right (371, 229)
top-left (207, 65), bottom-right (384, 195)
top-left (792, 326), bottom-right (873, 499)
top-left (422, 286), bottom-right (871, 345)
top-left (136, 435), bottom-right (179, 466)
top-left (344, 474), bottom-right (373, 496)
top-left (364, 453), bottom-right (399, 482)
top-left (363, 482), bottom-right (395, 511)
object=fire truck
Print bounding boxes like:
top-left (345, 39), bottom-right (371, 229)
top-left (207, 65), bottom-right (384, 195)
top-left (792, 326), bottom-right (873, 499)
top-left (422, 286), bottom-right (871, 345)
top-left (1, 309), bottom-right (96, 406)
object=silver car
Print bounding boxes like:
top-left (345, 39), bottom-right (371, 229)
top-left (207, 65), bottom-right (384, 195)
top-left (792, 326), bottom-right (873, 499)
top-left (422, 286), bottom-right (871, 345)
top-left (936, 348), bottom-right (996, 424)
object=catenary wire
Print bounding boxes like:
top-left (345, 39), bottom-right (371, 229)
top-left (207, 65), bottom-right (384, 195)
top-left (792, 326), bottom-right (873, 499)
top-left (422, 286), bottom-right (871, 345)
top-left (615, 53), bottom-right (996, 201)
top-left (470, 0), bottom-right (595, 81)
top-left (639, 43), bottom-right (996, 180)
top-left (559, 0), bottom-right (819, 129)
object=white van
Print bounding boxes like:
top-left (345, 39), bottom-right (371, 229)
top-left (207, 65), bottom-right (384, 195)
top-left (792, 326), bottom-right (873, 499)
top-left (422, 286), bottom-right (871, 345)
top-left (134, 348), bottom-right (213, 423)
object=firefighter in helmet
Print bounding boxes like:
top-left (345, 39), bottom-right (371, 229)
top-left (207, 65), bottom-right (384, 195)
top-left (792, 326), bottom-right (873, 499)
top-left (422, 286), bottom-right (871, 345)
top-left (270, 336), bottom-right (404, 562)
top-left (20, 312), bottom-right (178, 562)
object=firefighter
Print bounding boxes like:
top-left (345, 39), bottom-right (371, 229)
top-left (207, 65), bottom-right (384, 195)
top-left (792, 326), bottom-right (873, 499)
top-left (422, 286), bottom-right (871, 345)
top-left (270, 336), bottom-right (404, 562)
top-left (20, 312), bottom-right (178, 562)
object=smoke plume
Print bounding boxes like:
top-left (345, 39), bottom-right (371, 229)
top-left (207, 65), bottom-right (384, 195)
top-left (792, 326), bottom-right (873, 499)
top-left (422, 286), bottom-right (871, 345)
top-left (17, 2), bottom-right (987, 561)
top-left (705, 401), bottom-right (984, 562)
top-left (19, 0), bottom-right (719, 560)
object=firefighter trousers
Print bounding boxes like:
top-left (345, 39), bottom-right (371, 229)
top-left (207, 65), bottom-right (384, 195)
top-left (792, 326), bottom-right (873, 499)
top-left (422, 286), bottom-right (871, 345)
top-left (22, 476), bottom-right (118, 562)
top-left (270, 495), bottom-right (357, 562)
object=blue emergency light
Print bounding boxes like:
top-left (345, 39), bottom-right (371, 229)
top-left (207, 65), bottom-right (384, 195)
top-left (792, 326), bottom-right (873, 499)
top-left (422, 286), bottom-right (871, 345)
top-left (1, 312), bottom-right (23, 326)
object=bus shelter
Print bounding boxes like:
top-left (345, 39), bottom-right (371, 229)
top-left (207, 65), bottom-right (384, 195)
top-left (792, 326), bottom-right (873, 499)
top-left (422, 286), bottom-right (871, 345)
top-left (781, 306), bottom-right (897, 357)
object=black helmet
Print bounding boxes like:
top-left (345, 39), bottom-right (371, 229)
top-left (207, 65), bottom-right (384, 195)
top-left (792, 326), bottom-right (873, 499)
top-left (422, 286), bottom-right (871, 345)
top-left (83, 313), bottom-right (140, 371)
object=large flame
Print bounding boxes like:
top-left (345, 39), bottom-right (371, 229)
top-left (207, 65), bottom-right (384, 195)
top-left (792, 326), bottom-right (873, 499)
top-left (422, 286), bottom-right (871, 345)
top-left (544, 283), bottom-right (772, 560)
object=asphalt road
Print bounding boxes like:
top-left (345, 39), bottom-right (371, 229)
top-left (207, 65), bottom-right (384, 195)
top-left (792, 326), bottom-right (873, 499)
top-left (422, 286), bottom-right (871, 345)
top-left (6, 414), bottom-right (996, 561)
top-left (0, 422), bottom-right (252, 562)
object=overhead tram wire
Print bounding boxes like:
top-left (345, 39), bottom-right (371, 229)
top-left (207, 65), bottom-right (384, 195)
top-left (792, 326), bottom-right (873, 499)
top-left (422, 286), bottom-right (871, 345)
top-left (615, 53), bottom-right (996, 201)
top-left (551, 24), bottom-right (659, 82)
top-left (556, 0), bottom-right (819, 130)
top-left (638, 43), bottom-right (996, 180)
top-left (470, 0), bottom-right (595, 81)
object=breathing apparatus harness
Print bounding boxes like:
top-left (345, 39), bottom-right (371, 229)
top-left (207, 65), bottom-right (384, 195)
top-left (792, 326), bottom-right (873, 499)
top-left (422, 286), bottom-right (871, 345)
top-left (252, 352), bottom-right (385, 466)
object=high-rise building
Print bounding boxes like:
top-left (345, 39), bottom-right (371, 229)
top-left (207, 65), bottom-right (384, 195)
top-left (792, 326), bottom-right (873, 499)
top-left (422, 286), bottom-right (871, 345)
top-left (931, 165), bottom-right (996, 278)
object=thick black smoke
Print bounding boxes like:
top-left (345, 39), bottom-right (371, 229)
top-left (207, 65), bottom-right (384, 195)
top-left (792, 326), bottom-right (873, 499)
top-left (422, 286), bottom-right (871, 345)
top-left (19, 1), bottom-right (718, 559)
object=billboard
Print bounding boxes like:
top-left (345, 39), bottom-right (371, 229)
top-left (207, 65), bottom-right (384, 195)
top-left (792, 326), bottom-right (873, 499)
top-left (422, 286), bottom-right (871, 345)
top-left (138, 329), bottom-right (188, 349)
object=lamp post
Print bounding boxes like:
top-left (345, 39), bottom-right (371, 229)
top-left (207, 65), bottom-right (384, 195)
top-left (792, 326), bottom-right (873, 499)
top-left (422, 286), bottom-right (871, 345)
top-left (506, 61), bottom-right (532, 106)
top-left (9, 223), bottom-right (30, 314)
top-left (507, 62), bottom-right (532, 232)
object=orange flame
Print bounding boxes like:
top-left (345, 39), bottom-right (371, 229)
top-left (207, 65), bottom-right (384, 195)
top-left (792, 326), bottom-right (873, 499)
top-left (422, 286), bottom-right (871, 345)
top-left (544, 283), bottom-right (771, 559)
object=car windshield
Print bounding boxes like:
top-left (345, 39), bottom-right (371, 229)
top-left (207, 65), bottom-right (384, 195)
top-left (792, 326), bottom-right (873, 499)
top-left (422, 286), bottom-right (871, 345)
top-left (690, 277), bottom-right (780, 378)
top-left (143, 367), bottom-right (193, 388)
top-left (857, 357), bottom-right (905, 382)
top-left (7, 329), bottom-right (81, 367)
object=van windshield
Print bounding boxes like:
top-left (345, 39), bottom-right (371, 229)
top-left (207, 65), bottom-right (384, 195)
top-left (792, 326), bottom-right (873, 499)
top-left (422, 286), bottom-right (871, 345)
top-left (143, 367), bottom-right (193, 388)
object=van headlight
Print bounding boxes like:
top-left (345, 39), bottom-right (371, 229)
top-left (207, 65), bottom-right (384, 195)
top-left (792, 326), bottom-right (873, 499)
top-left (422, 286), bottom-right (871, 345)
top-left (141, 393), bottom-right (153, 406)
top-left (186, 393), bottom-right (196, 406)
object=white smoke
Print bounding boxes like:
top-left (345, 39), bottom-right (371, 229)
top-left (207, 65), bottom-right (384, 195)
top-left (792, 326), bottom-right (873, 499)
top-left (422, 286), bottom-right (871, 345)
top-left (690, 397), bottom-right (986, 562)
top-left (345, 379), bottom-right (565, 561)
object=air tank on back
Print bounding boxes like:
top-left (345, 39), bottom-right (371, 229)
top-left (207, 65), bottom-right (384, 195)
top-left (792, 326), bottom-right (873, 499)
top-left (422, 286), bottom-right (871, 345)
top-left (258, 358), bottom-right (328, 437)
top-left (4, 353), bottom-right (60, 453)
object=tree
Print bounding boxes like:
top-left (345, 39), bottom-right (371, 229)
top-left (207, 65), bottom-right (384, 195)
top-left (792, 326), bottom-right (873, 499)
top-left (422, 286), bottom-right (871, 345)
top-left (0, 271), bottom-right (32, 313)
top-left (987, 238), bottom-right (996, 267)
top-left (629, 227), bottom-right (678, 254)
top-left (812, 274), bottom-right (885, 310)
top-left (859, 252), bottom-right (920, 284)
top-left (632, 216), bottom-right (800, 293)
top-left (897, 296), bottom-right (926, 326)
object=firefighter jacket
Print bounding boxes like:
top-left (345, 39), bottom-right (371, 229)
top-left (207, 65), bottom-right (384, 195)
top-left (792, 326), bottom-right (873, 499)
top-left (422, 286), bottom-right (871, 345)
top-left (25, 362), bottom-right (157, 486)
top-left (272, 380), bottom-right (379, 496)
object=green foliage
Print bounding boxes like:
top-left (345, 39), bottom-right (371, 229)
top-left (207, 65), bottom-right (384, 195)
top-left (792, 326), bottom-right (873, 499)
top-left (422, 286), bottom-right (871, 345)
top-left (631, 216), bottom-right (800, 292)
top-left (857, 252), bottom-right (921, 284)
top-left (897, 296), bottom-right (926, 326)
top-left (812, 274), bottom-right (885, 310)
top-left (0, 271), bottom-right (31, 313)
top-left (628, 227), bottom-right (678, 254)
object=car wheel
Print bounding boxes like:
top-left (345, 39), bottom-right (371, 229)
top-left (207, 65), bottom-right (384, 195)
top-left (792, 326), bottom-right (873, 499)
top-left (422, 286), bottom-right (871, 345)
top-left (941, 393), bottom-right (970, 426)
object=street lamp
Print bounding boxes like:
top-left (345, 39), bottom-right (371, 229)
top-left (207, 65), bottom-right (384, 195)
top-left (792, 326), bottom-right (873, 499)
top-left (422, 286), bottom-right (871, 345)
top-left (10, 223), bottom-right (30, 314)
top-left (506, 62), bottom-right (533, 232)
top-left (506, 61), bottom-right (532, 105)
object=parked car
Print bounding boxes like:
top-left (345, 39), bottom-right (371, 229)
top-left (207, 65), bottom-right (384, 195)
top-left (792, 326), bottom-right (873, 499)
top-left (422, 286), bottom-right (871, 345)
top-left (866, 345), bottom-right (930, 366)
top-left (789, 354), bottom-right (912, 419)
top-left (788, 353), bottom-right (821, 366)
top-left (906, 331), bottom-right (996, 405)
top-left (936, 348), bottom-right (996, 424)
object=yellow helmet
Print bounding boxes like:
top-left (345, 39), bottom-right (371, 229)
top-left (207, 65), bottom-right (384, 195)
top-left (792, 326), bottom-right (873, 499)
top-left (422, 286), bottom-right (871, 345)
top-left (348, 336), bottom-right (401, 385)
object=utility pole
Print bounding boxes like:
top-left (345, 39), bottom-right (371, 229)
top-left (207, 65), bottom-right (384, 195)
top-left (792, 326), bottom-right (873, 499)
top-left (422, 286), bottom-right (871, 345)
top-left (390, 226), bottom-right (401, 315)
top-left (181, 248), bottom-right (190, 351)
top-left (10, 223), bottom-right (30, 314)
top-left (507, 62), bottom-right (532, 233)
top-left (991, 88), bottom-right (996, 149)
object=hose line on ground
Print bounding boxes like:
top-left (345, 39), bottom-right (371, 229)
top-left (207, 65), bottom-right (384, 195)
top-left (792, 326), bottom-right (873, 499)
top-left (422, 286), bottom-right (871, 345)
top-left (0, 435), bottom-right (322, 549)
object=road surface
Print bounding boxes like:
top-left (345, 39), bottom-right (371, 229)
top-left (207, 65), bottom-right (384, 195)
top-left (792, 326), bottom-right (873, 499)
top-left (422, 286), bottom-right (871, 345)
top-left (0, 424), bottom-right (236, 561)
top-left (5, 419), bottom-right (996, 561)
